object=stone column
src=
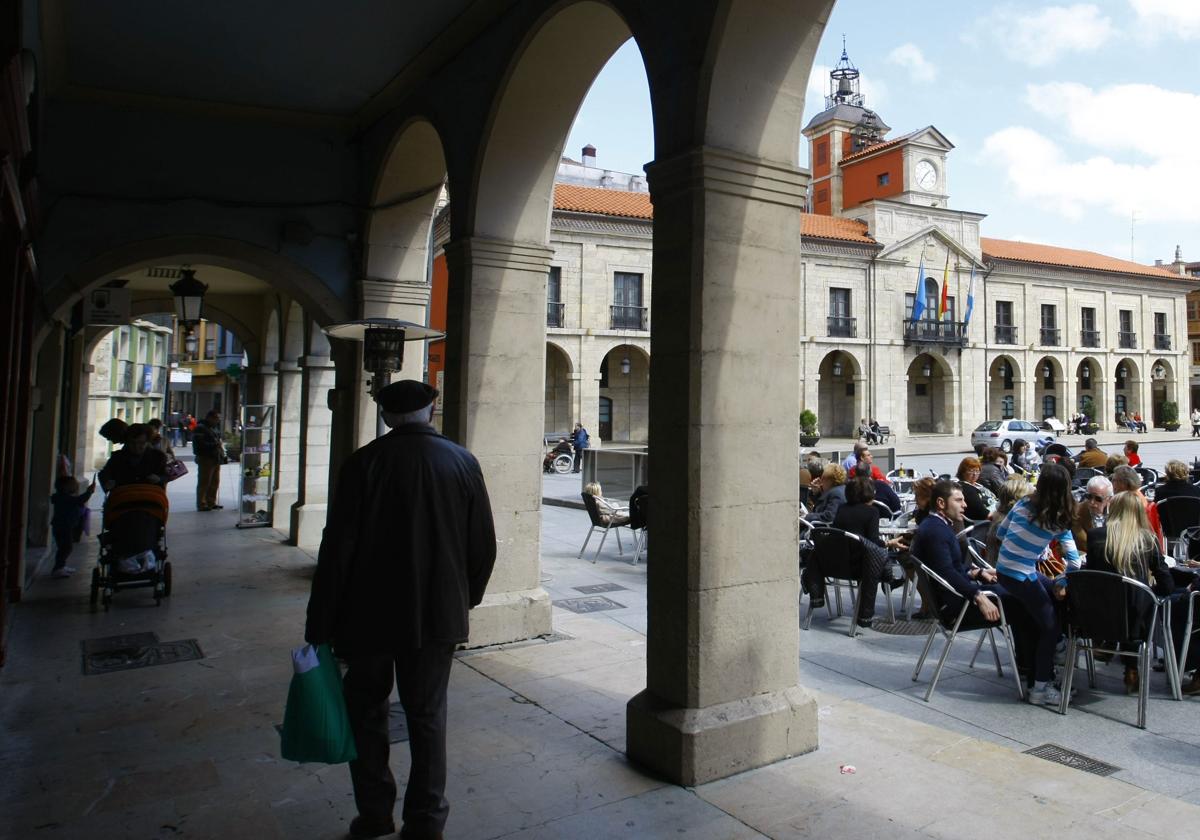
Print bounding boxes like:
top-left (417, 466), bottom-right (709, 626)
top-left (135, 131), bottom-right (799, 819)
top-left (274, 360), bottom-right (302, 535)
top-left (625, 147), bottom-right (817, 786)
top-left (290, 353), bottom-right (337, 547)
top-left (26, 327), bottom-right (66, 548)
top-left (440, 236), bottom-right (553, 646)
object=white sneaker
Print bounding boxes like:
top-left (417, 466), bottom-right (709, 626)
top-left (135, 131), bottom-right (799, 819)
top-left (1027, 684), bottom-right (1063, 706)
top-left (51, 566), bottom-right (75, 578)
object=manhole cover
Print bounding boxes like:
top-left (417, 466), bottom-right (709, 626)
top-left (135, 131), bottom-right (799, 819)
top-left (870, 619), bottom-right (937, 636)
top-left (553, 595), bottom-right (626, 614)
top-left (1023, 744), bottom-right (1120, 776)
top-left (81, 632), bottom-right (160, 655)
top-left (82, 638), bottom-right (204, 675)
top-left (573, 583), bottom-right (628, 595)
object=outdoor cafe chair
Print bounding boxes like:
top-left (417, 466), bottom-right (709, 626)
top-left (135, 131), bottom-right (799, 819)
top-left (1155, 497), bottom-right (1200, 561)
top-left (871, 499), bottom-right (898, 522)
top-left (1058, 569), bottom-right (1181, 728)
top-left (578, 492), bottom-right (630, 564)
top-left (802, 527), bottom-right (869, 638)
top-left (1176, 588), bottom-right (1200, 697)
top-left (910, 556), bottom-right (1024, 703)
top-left (1134, 466), bottom-right (1158, 489)
top-left (1074, 467), bottom-right (1102, 486)
top-left (627, 487), bottom-right (649, 566)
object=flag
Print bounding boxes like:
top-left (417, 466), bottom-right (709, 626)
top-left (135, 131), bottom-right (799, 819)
top-left (937, 251), bottom-right (950, 321)
top-left (964, 264), bottom-right (977, 326)
top-left (910, 256), bottom-right (926, 322)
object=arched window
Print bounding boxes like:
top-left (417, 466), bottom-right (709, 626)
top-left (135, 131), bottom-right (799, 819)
top-left (1001, 395), bottom-right (1014, 419)
top-left (1042, 395), bottom-right (1056, 419)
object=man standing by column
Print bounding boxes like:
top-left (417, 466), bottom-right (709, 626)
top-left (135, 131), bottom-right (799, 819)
top-left (305, 380), bottom-right (496, 840)
top-left (192, 410), bottom-right (225, 511)
top-left (571, 421), bottom-right (589, 474)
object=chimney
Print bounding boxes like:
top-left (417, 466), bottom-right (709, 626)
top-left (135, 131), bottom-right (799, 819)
top-left (582, 144), bottom-right (596, 167)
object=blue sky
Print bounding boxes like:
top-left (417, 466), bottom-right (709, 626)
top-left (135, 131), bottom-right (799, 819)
top-left (566, 0), bottom-right (1199, 266)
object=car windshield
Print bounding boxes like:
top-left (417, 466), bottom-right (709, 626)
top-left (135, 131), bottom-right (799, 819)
top-left (975, 421), bottom-right (1001, 432)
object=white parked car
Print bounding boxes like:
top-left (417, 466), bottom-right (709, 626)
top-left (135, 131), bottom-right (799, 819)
top-left (971, 419), bottom-right (1054, 454)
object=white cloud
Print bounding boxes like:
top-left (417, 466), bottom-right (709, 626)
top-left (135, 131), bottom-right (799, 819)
top-left (886, 43), bottom-right (937, 83)
top-left (986, 4), bottom-right (1115, 66)
top-left (1129, 0), bottom-right (1200, 38)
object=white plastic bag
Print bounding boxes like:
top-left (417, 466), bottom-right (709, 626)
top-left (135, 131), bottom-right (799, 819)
top-left (291, 643), bottom-right (321, 675)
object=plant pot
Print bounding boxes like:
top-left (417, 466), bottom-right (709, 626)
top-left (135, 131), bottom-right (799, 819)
top-left (799, 435), bottom-right (821, 447)
top-left (1164, 422), bottom-right (1180, 432)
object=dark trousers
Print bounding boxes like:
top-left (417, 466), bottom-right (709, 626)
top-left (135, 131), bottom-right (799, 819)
top-left (998, 572), bottom-right (1060, 682)
top-left (196, 455), bottom-right (220, 509)
top-left (572, 448), bottom-right (585, 473)
top-left (343, 646), bottom-right (455, 837)
top-left (52, 523), bottom-right (75, 569)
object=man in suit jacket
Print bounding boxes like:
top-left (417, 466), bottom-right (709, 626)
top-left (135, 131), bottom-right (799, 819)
top-left (909, 481), bottom-right (1001, 623)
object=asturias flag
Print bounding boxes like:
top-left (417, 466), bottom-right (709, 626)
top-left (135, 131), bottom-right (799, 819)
top-left (910, 256), bottom-right (927, 322)
top-left (964, 264), bottom-right (977, 325)
top-left (937, 252), bottom-right (950, 321)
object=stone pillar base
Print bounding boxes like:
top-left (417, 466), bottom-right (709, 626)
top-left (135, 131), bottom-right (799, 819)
top-left (465, 587), bottom-right (553, 648)
top-left (625, 684), bottom-right (818, 786)
top-left (273, 491), bottom-right (298, 538)
top-left (290, 502), bottom-right (327, 549)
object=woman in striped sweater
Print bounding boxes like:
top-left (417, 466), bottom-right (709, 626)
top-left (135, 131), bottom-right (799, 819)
top-left (994, 462), bottom-right (1080, 706)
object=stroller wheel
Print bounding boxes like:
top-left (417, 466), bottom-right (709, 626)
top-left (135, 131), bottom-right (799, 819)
top-left (163, 561), bottom-right (172, 597)
top-left (89, 568), bottom-right (99, 607)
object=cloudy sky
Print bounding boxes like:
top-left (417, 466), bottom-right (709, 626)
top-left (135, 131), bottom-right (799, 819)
top-left (566, 0), bottom-right (1199, 266)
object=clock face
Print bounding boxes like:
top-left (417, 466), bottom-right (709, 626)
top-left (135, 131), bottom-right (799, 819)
top-left (915, 159), bottom-right (937, 191)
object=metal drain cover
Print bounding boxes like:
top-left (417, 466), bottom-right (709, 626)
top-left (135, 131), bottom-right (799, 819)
top-left (1023, 743), bottom-right (1120, 776)
top-left (869, 619), bottom-right (937, 636)
top-left (82, 637), bottom-right (204, 675)
top-left (553, 595), bottom-right (626, 614)
top-left (573, 583), bottom-right (628, 594)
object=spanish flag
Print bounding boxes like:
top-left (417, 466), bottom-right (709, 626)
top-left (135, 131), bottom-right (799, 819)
top-left (937, 251), bottom-right (950, 321)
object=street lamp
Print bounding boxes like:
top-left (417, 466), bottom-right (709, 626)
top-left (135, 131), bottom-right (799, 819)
top-left (170, 267), bottom-right (208, 327)
top-left (323, 318), bottom-right (446, 397)
top-left (620, 355), bottom-right (631, 375)
top-left (921, 360), bottom-right (932, 378)
top-left (1153, 363), bottom-right (1166, 381)
top-left (832, 358), bottom-right (843, 377)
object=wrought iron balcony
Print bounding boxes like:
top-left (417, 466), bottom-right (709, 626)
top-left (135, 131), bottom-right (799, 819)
top-left (994, 325), bottom-right (1017, 344)
top-left (610, 305), bottom-right (649, 331)
top-left (903, 319), bottom-right (967, 348)
top-left (1118, 331), bottom-right (1138, 349)
top-left (1080, 329), bottom-right (1100, 348)
top-left (1154, 333), bottom-right (1172, 351)
top-left (1040, 327), bottom-right (1061, 346)
top-left (546, 301), bottom-right (565, 329)
top-left (827, 316), bottom-right (857, 338)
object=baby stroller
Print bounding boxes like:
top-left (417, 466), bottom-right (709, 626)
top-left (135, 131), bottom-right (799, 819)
top-left (90, 483), bottom-right (172, 610)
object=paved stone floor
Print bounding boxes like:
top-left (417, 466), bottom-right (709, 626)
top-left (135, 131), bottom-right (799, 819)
top-left (3, 453), bottom-right (1200, 838)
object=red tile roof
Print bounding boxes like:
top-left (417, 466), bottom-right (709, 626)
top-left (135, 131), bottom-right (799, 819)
top-left (839, 131), bottom-right (914, 165)
top-left (982, 238), bottom-right (1186, 280)
top-left (553, 183), bottom-right (652, 220)
top-left (553, 183), bottom-right (876, 244)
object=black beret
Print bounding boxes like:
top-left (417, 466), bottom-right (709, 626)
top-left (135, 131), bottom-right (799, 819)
top-left (376, 379), bottom-right (438, 413)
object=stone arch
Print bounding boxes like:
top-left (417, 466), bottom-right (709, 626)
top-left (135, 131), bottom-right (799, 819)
top-left (545, 341), bottom-right (574, 437)
top-left (599, 342), bottom-right (649, 443)
top-left (816, 349), bottom-right (863, 437)
top-left (1033, 356), bottom-right (1065, 421)
top-left (1075, 357), bottom-right (1102, 417)
top-left (471, 2), bottom-right (636, 244)
top-left (1150, 357), bottom-right (1176, 428)
top-left (906, 353), bottom-right (953, 434)
top-left (1114, 356), bottom-right (1140, 421)
top-left (987, 355), bottom-right (1021, 420)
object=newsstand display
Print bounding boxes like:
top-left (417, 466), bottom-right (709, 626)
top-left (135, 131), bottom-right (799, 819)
top-left (237, 404), bottom-right (275, 529)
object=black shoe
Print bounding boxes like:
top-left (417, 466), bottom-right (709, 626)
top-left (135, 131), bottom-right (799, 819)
top-left (349, 815), bottom-right (395, 839)
top-left (211, 504), bottom-right (224, 510)
top-left (856, 618), bottom-right (873, 629)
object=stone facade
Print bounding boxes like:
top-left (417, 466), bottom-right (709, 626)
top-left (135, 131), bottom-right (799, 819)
top-left (86, 320), bottom-right (171, 469)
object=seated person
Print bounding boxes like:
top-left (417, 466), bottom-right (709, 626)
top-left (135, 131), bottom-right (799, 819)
top-left (1123, 440), bottom-right (1142, 467)
top-left (543, 438), bottom-right (572, 472)
top-left (1075, 438), bottom-right (1108, 470)
top-left (819, 477), bottom-right (905, 626)
top-left (956, 456), bottom-right (998, 522)
top-left (870, 419), bottom-right (883, 441)
top-left (1105, 454), bottom-right (1129, 475)
top-left (1072, 475), bottom-right (1113, 554)
top-left (856, 461), bottom-right (901, 514)
top-left (1155, 459), bottom-right (1200, 501)
top-left (858, 418), bottom-right (879, 444)
top-left (1133, 412), bottom-right (1147, 433)
top-left (978, 447), bottom-right (1008, 495)
top-left (805, 464), bottom-right (847, 524)
top-left (1110, 466), bottom-right (1164, 549)
top-left (909, 480), bottom-right (1001, 624)
top-left (98, 423), bottom-right (168, 490)
top-left (583, 481), bottom-right (629, 526)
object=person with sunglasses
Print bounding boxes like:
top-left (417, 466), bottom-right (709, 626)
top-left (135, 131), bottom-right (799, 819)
top-left (1072, 475), bottom-right (1113, 554)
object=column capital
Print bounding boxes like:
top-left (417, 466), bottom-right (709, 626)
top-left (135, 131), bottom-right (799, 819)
top-left (299, 355), bottom-right (337, 370)
top-left (255, 366), bottom-right (279, 376)
top-left (645, 145), bottom-right (809, 209)
top-left (443, 236), bottom-right (553, 274)
top-left (275, 360), bottom-right (301, 373)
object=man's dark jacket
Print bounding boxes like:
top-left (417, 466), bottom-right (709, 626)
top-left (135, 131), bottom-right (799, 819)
top-left (192, 421), bottom-right (224, 460)
top-left (305, 424), bottom-right (497, 653)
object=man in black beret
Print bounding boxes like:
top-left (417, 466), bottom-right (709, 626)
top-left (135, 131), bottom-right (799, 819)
top-left (305, 379), bottom-right (496, 840)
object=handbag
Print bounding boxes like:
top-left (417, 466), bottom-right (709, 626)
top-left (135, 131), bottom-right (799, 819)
top-left (164, 458), bottom-right (188, 482)
top-left (280, 644), bottom-right (358, 764)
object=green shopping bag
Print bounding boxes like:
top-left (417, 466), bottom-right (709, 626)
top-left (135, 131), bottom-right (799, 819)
top-left (280, 643), bottom-right (358, 764)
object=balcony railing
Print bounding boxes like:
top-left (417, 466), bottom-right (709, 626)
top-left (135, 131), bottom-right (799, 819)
top-left (1118, 331), bottom-right (1138, 349)
top-left (547, 301), bottom-right (565, 329)
top-left (994, 325), bottom-right (1017, 344)
top-left (1040, 327), bottom-right (1061, 346)
top-left (827, 316), bottom-right (857, 338)
top-left (1154, 333), bottom-right (1172, 351)
top-left (610, 305), bottom-right (648, 331)
top-left (903, 319), bottom-right (967, 348)
top-left (1080, 329), bottom-right (1100, 348)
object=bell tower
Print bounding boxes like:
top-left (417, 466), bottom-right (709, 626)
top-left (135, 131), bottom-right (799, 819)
top-left (802, 43), bottom-right (889, 216)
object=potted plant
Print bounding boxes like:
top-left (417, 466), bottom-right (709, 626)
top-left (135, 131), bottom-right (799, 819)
top-left (1161, 400), bottom-right (1180, 432)
top-left (799, 409), bottom-right (820, 447)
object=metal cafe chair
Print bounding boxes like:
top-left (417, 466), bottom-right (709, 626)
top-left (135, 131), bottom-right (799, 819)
top-left (910, 556), bottom-right (1024, 703)
top-left (1177, 588), bottom-right (1200, 697)
top-left (802, 527), bottom-right (868, 638)
top-left (578, 492), bottom-right (630, 564)
top-left (1058, 570), bottom-right (1180, 729)
top-left (1155, 497), bottom-right (1200, 561)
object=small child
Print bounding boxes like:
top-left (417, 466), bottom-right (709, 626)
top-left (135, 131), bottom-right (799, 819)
top-left (50, 475), bottom-right (95, 578)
